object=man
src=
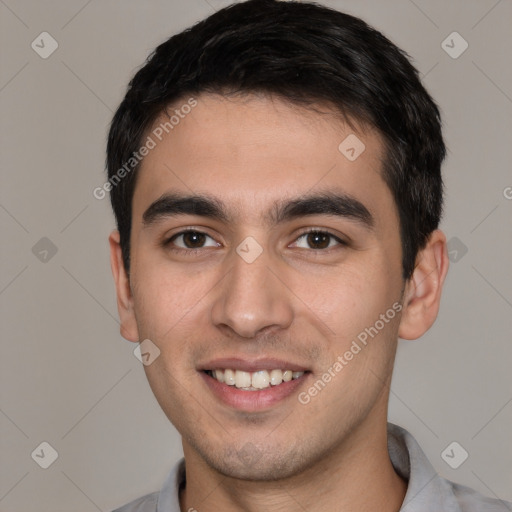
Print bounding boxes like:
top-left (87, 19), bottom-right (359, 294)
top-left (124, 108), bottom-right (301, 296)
top-left (106, 1), bottom-right (510, 510)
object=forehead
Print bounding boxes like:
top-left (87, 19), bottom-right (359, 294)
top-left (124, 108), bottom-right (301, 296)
top-left (132, 93), bottom-right (391, 225)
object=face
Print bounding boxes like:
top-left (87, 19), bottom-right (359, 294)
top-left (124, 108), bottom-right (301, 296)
top-left (114, 93), bottom-right (409, 480)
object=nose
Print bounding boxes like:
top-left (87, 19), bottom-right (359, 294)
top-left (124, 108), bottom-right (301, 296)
top-left (210, 246), bottom-right (294, 339)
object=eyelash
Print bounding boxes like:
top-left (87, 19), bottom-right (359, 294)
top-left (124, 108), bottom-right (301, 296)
top-left (163, 228), bottom-right (347, 256)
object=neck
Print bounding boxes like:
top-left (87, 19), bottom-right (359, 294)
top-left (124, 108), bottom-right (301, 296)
top-left (180, 415), bottom-right (407, 512)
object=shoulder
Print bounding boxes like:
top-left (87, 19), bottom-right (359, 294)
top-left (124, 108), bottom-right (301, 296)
top-left (112, 491), bottom-right (159, 512)
top-left (449, 480), bottom-right (511, 512)
top-left (387, 423), bottom-right (511, 511)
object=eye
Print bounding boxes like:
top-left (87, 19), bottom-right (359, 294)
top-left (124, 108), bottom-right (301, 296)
top-left (166, 230), bottom-right (220, 250)
top-left (291, 230), bottom-right (345, 250)
top-left (163, 228), bottom-right (345, 254)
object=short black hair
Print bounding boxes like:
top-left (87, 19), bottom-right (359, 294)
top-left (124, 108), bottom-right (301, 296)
top-left (106, 0), bottom-right (446, 279)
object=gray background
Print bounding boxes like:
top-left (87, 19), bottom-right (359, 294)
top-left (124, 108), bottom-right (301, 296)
top-left (1, 0), bottom-right (511, 510)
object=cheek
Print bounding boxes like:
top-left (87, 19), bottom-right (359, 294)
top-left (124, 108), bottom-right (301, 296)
top-left (305, 259), bottom-right (400, 344)
top-left (130, 256), bottom-right (207, 341)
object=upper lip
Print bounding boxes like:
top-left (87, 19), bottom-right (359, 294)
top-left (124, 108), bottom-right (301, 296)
top-left (198, 358), bottom-right (310, 373)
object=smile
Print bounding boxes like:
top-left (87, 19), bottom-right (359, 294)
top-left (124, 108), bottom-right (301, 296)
top-left (204, 369), bottom-right (305, 391)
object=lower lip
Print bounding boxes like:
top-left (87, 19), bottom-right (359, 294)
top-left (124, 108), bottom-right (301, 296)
top-left (200, 371), bottom-right (310, 411)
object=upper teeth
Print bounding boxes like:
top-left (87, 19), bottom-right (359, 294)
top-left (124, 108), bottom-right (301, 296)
top-left (210, 369), bottom-right (305, 390)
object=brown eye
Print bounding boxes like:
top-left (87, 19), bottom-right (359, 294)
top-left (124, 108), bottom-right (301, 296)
top-left (181, 231), bottom-right (206, 248)
top-left (168, 230), bottom-right (219, 250)
top-left (306, 232), bottom-right (331, 249)
top-left (293, 230), bottom-right (344, 250)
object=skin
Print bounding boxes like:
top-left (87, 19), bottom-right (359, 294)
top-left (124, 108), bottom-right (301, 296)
top-left (109, 93), bottom-right (449, 511)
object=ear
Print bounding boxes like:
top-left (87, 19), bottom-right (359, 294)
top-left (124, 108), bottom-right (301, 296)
top-left (109, 230), bottom-right (140, 342)
top-left (398, 229), bottom-right (449, 340)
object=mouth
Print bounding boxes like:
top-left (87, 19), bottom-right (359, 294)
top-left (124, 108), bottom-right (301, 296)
top-left (203, 368), bottom-right (306, 391)
top-left (199, 360), bottom-right (311, 411)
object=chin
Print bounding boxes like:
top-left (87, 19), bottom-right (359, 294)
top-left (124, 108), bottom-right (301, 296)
top-left (195, 441), bottom-right (312, 482)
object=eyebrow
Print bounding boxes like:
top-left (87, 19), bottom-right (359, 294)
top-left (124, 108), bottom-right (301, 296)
top-left (142, 190), bottom-right (374, 230)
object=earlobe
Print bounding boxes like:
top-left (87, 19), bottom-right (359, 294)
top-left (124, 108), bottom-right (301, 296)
top-left (108, 230), bottom-right (140, 343)
top-left (398, 230), bottom-right (449, 340)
